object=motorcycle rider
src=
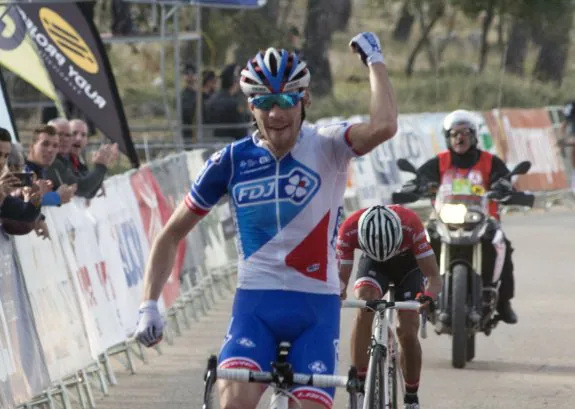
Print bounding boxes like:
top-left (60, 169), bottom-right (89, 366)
top-left (415, 109), bottom-right (518, 324)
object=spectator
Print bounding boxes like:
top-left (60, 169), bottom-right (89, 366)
top-left (48, 117), bottom-right (73, 161)
top-left (45, 118), bottom-right (118, 199)
top-left (0, 128), bottom-right (47, 236)
top-left (6, 141), bottom-right (50, 238)
top-left (69, 119), bottom-right (91, 176)
top-left (181, 63), bottom-right (198, 141)
top-left (204, 63), bottom-right (252, 140)
top-left (202, 69), bottom-right (218, 102)
top-left (560, 101), bottom-right (575, 191)
top-left (25, 125), bottom-right (76, 207)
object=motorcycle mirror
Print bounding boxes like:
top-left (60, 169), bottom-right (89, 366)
top-left (392, 191), bottom-right (420, 204)
top-left (397, 159), bottom-right (418, 174)
top-left (509, 161), bottom-right (531, 176)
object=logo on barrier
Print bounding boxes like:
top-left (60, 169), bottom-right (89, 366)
top-left (232, 167), bottom-right (320, 207)
top-left (39, 8), bottom-right (99, 74)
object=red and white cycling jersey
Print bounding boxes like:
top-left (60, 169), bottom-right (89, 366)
top-left (336, 205), bottom-right (434, 265)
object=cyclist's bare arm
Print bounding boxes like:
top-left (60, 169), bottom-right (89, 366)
top-left (339, 262), bottom-right (354, 295)
top-left (142, 201), bottom-right (205, 301)
top-left (346, 63), bottom-right (398, 155)
top-left (416, 254), bottom-right (442, 296)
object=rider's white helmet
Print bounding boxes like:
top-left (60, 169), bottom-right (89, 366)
top-left (443, 110), bottom-right (478, 138)
top-left (239, 48), bottom-right (310, 96)
top-left (358, 206), bottom-right (403, 262)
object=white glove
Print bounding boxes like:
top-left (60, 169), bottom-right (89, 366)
top-left (134, 300), bottom-right (164, 347)
top-left (349, 32), bottom-right (385, 66)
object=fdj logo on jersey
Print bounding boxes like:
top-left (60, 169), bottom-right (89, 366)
top-left (233, 168), bottom-right (320, 207)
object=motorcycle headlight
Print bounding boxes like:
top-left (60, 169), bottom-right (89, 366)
top-left (439, 204), bottom-right (483, 224)
top-left (439, 204), bottom-right (467, 224)
top-left (464, 211), bottom-right (483, 223)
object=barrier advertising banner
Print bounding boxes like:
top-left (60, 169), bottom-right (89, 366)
top-left (12, 217), bottom-right (93, 382)
top-left (85, 174), bottom-right (150, 336)
top-left (46, 202), bottom-right (125, 356)
top-left (17, 4), bottom-right (139, 168)
top-left (148, 153), bottom-right (206, 286)
top-left (0, 233), bottom-right (50, 408)
top-left (130, 167), bottom-right (182, 308)
top-left (483, 109), bottom-right (569, 191)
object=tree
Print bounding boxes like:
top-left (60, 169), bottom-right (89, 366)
top-left (532, 2), bottom-right (573, 85)
top-left (303, 0), bottom-right (337, 96)
top-left (393, 0), bottom-right (416, 42)
top-left (451, 0), bottom-right (499, 73)
top-left (405, 0), bottom-right (445, 76)
top-left (333, 0), bottom-right (353, 32)
top-left (504, 17), bottom-right (530, 76)
top-left (232, 2), bottom-right (283, 64)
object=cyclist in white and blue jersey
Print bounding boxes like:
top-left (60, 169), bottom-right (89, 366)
top-left (134, 32), bottom-right (399, 409)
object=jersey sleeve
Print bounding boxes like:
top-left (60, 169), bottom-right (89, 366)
top-left (336, 209), bottom-right (363, 265)
top-left (316, 121), bottom-right (362, 171)
top-left (185, 145), bottom-right (232, 216)
top-left (405, 208), bottom-right (434, 259)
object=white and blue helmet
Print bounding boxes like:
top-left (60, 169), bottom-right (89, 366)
top-left (240, 48), bottom-right (311, 96)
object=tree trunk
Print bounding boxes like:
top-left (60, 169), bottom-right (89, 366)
top-left (333, 0), bottom-right (352, 32)
top-left (303, 0), bottom-right (335, 96)
top-left (437, 9), bottom-right (457, 61)
top-left (532, 11), bottom-right (573, 85)
top-left (478, 0), bottom-right (496, 73)
top-left (405, 2), bottom-right (444, 77)
top-left (393, 0), bottom-right (415, 42)
top-left (504, 18), bottom-right (529, 76)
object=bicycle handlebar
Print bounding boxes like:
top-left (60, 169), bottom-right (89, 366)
top-left (341, 299), bottom-right (421, 311)
top-left (342, 299), bottom-right (429, 339)
top-left (212, 368), bottom-right (349, 388)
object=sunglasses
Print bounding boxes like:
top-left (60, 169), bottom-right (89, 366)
top-left (448, 128), bottom-right (473, 138)
top-left (249, 92), bottom-right (305, 111)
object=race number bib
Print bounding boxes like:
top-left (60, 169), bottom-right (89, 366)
top-left (451, 179), bottom-right (472, 195)
top-left (451, 179), bottom-right (486, 196)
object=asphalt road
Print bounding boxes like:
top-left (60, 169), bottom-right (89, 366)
top-left (95, 210), bottom-right (575, 409)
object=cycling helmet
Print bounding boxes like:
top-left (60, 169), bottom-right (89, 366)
top-left (240, 48), bottom-right (310, 96)
top-left (443, 109), bottom-right (478, 147)
top-left (358, 206), bottom-right (403, 262)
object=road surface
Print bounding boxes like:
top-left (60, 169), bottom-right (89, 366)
top-left (95, 210), bottom-right (575, 409)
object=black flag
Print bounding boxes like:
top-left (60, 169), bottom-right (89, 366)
top-left (17, 3), bottom-right (139, 168)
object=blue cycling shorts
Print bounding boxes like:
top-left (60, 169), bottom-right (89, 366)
top-left (218, 289), bottom-right (341, 409)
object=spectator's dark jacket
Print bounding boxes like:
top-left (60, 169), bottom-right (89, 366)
top-left (204, 91), bottom-right (251, 140)
top-left (46, 154), bottom-right (107, 199)
top-left (0, 195), bottom-right (41, 222)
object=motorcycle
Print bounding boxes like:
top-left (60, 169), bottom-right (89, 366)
top-left (392, 158), bottom-right (534, 369)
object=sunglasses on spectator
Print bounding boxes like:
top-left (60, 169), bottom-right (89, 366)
top-left (248, 91), bottom-right (305, 111)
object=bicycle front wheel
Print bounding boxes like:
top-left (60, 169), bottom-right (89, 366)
top-left (364, 344), bottom-right (386, 409)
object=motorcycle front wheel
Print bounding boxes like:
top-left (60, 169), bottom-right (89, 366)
top-left (451, 264), bottom-right (469, 368)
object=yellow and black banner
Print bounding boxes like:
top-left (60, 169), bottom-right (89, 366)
top-left (0, 5), bottom-right (62, 108)
top-left (17, 3), bottom-right (139, 168)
